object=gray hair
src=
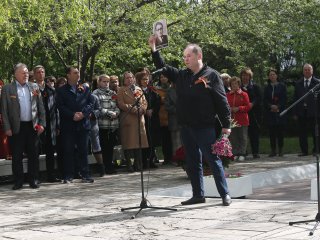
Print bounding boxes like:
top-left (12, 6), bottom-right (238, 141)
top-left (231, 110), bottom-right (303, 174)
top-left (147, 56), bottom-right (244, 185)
top-left (14, 63), bottom-right (28, 74)
top-left (220, 73), bottom-right (231, 79)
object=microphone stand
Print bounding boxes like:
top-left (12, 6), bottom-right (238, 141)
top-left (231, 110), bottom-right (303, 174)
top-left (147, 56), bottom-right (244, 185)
top-left (281, 83), bottom-right (320, 236)
top-left (120, 89), bottom-right (177, 219)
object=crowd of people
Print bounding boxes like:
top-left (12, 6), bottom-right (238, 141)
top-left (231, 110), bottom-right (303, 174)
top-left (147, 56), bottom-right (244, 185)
top-left (0, 37), bottom-right (318, 209)
top-left (0, 62), bottom-right (183, 191)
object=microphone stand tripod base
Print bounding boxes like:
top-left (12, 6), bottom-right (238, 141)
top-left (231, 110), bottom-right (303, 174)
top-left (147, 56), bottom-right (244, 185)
top-left (121, 197), bottom-right (177, 219)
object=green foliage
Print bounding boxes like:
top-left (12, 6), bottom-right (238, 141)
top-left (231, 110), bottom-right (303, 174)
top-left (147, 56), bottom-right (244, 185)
top-left (0, 0), bottom-right (320, 82)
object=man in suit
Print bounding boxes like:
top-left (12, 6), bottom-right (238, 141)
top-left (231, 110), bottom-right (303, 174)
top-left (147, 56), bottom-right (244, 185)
top-left (294, 64), bottom-right (320, 156)
top-left (1, 63), bottom-right (45, 190)
top-left (34, 65), bottom-right (61, 182)
top-left (56, 66), bottom-right (95, 183)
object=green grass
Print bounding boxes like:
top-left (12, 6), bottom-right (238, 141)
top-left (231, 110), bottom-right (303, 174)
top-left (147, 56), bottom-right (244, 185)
top-left (156, 137), bottom-right (313, 158)
top-left (251, 137), bottom-right (313, 154)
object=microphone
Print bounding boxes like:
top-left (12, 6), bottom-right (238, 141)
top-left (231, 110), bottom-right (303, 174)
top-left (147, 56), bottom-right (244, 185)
top-left (129, 84), bottom-right (136, 92)
top-left (151, 67), bottom-right (166, 75)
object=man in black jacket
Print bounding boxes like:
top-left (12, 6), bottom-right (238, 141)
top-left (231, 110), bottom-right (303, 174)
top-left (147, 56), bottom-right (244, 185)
top-left (148, 35), bottom-right (232, 206)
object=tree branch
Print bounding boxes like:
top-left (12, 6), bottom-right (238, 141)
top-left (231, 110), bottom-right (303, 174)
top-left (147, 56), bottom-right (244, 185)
top-left (45, 37), bottom-right (68, 69)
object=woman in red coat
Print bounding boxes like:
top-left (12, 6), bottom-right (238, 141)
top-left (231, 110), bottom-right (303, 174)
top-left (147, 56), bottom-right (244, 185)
top-left (226, 77), bottom-right (251, 161)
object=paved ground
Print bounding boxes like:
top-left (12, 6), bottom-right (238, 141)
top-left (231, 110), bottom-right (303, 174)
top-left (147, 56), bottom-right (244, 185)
top-left (1, 154), bottom-right (320, 240)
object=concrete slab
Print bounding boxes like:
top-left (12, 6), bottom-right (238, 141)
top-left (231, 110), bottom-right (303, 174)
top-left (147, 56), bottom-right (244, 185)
top-left (1, 154), bottom-right (320, 239)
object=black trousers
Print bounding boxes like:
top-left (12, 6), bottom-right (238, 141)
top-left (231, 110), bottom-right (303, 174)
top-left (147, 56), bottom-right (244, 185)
top-left (298, 115), bottom-right (318, 154)
top-left (99, 128), bottom-right (118, 171)
top-left (9, 121), bottom-right (39, 184)
top-left (248, 122), bottom-right (260, 155)
top-left (269, 125), bottom-right (284, 151)
top-left (161, 126), bottom-right (172, 162)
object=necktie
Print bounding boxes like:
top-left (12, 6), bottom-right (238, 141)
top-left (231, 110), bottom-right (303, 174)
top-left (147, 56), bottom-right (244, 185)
top-left (305, 80), bottom-right (309, 88)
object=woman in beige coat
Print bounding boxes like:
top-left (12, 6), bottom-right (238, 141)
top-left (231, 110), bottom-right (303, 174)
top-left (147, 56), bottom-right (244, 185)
top-left (117, 71), bottom-right (148, 172)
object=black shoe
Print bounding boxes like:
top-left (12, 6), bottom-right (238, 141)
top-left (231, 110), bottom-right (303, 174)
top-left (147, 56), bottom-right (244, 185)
top-left (253, 154), bottom-right (260, 159)
top-left (74, 173), bottom-right (82, 179)
top-left (268, 152), bottom-right (276, 157)
top-left (12, 183), bottom-right (23, 190)
top-left (47, 177), bottom-right (61, 183)
top-left (298, 153), bottom-right (308, 157)
top-left (98, 164), bottom-right (106, 177)
top-left (81, 177), bottom-right (94, 183)
top-left (63, 178), bottom-right (73, 184)
top-left (127, 166), bottom-right (135, 173)
top-left (29, 181), bottom-right (40, 189)
top-left (105, 169), bottom-right (117, 175)
top-left (150, 163), bottom-right (158, 169)
top-left (222, 194), bottom-right (232, 206)
top-left (181, 197), bottom-right (205, 205)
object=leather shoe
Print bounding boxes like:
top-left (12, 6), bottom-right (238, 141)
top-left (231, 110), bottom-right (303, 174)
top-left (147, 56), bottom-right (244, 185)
top-left (29, 181), bottom-right (39, 189)
top-left (105, 169), bottom-right (117, 175)
top-left (81, 177), bottom-right (94, 183)
top-left (298, 153), bottom-right (308, 157)
top-left (63, 178), bottom-right (73, 184)
top-left (222, 194), bottom-right (232, 206)
top-left (47, 177), bottom-right (61, 183)
top-left (253, 154), bottom-right (260, 159)
top-left (181, 197), bottom-right (205, 205)
top-left (12, 183), bottom-right (23, 190)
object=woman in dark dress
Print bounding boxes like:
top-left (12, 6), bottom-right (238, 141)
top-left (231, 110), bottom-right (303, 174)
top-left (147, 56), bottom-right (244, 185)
top-left (263, 68), bottom-right (287, 157)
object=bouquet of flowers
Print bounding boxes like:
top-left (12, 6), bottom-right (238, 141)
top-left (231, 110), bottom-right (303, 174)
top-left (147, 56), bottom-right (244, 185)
top-left (212, 134), bottom-right (233, 158)
top-left (212, 119), bottom-right (239, 168)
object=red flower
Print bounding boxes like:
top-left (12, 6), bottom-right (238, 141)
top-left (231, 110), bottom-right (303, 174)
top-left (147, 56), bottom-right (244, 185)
top-left (32, 89), bottom-right (40, 96)
top-left (111, 94), bottom-right (117, 100)
top-left (42, 92), bottom-right (48, 98)
top-left (272, 96), bottom-right (279, 103)
top-left (34, 124), bottom-right (42, 131)
top-left (133, 90), bottom-right (142, 98)
top-left (77, 84), bottom-right (85, 93)
top-left (172, 146), bottom-right (185, 162)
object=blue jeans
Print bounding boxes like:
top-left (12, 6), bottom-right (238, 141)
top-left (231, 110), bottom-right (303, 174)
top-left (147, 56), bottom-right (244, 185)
top-left (181, 127), bottom-right (229, 198)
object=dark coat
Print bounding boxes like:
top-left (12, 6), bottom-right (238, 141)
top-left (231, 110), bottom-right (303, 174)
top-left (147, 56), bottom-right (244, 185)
top-left (40, 84), bottom-right (59, 145)
top-left (152, 51), bottom-right (231, 129)
top-left (56, 83), bottom-right (94, 132)
top-left (241, 80), bottom-right (262, 127)
top-left (263, 82), bottom-right (287, 126)
top-left (293, 76), bottom-right (320, 118)
top-left (143, 87), bottom-right (161, 146)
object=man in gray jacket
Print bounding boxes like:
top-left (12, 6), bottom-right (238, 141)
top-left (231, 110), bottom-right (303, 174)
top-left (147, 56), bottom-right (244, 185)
top-left (1, 63), bottom-right (45, 190)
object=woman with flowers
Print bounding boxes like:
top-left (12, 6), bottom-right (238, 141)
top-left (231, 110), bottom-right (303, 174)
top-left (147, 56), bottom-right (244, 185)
top-left (117, 71), bottom-right (148, 172)
top-left (263, 68), bottom-right (287, 157)
top-left (226, 77), bottom-right (251, 161)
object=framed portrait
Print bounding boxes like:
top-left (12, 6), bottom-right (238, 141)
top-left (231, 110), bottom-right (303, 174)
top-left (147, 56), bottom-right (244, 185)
top-left (153, 19), bottom-right (168, 50)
